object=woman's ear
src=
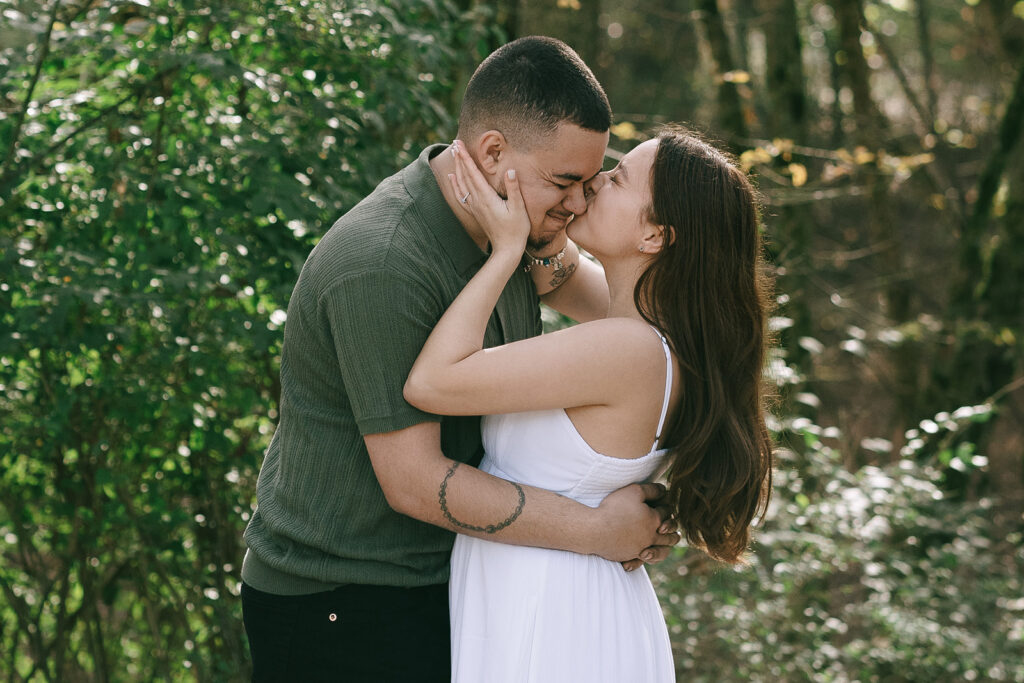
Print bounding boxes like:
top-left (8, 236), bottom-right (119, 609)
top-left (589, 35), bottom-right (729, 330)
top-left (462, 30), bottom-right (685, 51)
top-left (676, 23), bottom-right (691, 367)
top-left (640, 224), bottom-right (673, 254)
top-left (471, 130), bottom-right (508, 176)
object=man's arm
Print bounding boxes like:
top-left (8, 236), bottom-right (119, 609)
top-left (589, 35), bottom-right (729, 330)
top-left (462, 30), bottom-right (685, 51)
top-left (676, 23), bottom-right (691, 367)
top-left (528, 239), bottom-right (610, 323)
top-left (365, 422), bottom-right (677, 562)
top-left (324, 268), bottom-right (674, 562)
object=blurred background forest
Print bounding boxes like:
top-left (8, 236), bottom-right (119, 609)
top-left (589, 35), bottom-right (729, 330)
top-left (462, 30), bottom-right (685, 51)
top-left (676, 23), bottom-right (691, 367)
top-left (1, 0), bottom-right (1022, 680)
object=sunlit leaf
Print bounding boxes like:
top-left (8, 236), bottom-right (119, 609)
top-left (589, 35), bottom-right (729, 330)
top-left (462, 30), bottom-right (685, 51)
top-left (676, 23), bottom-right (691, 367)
top-left (839, 339), bottom-right (867, 356)
top-left (788, 162), bottom-right (808, 187)
top-left (739, 146), bottom-right (772, 171)
top-left (860, 437), bottom-right (893, 453)
top-left (722, 70), bottom-right (751, 83)
top-left (853, 146), bottom-right (875, 164)
top-left (610, 121), bottom-right (639, 140)
top-left (798, 336), bottom-right (824, 354)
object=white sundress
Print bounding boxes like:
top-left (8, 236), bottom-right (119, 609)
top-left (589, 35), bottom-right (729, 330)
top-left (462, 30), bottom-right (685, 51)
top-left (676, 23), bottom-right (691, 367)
top-left (449, 329), bottom-right (676, 682)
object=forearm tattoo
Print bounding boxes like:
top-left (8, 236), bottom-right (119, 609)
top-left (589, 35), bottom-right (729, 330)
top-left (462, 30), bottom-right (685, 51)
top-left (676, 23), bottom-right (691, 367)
top-left (438, 461), bottom-right (525, 534)
top-left (547, 262), bottom-right (577, 290)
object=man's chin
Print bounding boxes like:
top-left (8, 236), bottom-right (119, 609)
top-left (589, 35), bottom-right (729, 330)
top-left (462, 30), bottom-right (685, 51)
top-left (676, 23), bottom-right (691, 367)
top-left (528, 215), bottom-right (572, 251)
top-left (527, 235), bottom-right (556, 252)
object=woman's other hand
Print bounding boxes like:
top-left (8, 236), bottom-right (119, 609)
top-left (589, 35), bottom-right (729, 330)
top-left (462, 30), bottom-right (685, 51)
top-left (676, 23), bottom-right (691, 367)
top-left (449, 139), bottom-right (529, 256)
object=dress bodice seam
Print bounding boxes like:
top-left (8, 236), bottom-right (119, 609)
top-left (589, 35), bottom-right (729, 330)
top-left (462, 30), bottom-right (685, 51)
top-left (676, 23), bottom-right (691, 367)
top-left (557, 409), bottom-right (668, 463)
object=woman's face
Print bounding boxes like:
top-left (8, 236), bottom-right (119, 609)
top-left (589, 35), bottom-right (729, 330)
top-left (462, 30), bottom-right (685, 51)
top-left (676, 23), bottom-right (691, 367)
top-left (566, 138), bottom-right (659, 260)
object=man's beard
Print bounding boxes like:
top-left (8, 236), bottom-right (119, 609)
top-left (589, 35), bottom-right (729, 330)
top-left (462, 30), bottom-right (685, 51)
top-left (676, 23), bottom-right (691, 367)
top-left (527, 234), bottom-right (554, 251)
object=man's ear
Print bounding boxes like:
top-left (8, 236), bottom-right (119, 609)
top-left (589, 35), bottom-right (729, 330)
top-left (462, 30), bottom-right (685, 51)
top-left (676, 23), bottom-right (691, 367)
top-left (472, 130), bottom-right (508, 176)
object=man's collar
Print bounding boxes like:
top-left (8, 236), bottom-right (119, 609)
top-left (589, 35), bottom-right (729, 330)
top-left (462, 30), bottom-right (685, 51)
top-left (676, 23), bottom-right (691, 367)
top-left (406, 144), bottom-right (488, 275)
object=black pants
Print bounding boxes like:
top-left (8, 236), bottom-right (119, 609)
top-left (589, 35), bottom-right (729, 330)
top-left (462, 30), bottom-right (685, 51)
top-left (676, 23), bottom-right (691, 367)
top-left (241, 581), bottom-right (450, 682)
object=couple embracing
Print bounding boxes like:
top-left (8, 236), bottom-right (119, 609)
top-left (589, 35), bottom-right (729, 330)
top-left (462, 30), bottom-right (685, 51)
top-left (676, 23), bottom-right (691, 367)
top-left (240, 36), bottom-right (774, 682)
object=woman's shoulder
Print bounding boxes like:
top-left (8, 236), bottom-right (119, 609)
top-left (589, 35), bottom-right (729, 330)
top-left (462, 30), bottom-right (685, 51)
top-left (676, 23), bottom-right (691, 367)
top-left (556, 317), bottom-right (668, 369)
top-left (572, 316), bottom-right (662, 342)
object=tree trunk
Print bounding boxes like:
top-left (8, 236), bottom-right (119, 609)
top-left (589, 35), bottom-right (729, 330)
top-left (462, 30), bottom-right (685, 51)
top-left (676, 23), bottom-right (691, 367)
top-left (830, 0), bottom-right (917, 448)
top-left (831, 0), bottom-right (883, 137)
top-left (574, 0), bottom-right (604, 77)
top-left (954, 55), bottom-right (1024, 312)
top-left (760, 0), bottom-right (808, 136)
top-left (756, 0), bottom-right (813, 391)
top-left (939, 57), bottom-right (1024, 503)
top-left (695, 0), bottom-right (748, 143)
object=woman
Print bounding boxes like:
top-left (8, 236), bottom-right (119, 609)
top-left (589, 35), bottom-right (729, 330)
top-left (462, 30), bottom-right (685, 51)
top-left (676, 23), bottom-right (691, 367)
top-left (404, 128), bottom-right (775, 682)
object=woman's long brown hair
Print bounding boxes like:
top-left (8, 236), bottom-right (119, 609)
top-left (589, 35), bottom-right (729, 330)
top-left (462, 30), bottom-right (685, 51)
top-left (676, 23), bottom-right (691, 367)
top-left (637, 128), bottom-right (775, 564)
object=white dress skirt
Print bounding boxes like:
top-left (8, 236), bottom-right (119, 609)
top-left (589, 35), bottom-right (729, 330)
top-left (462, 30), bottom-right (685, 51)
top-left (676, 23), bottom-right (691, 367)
top-left (449, 332), bottom-right (676, 682)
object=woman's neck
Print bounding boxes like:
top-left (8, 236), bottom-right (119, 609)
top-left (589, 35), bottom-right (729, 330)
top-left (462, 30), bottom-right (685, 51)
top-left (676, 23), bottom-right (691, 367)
top-left (602, 256), bottom-right (649, 321)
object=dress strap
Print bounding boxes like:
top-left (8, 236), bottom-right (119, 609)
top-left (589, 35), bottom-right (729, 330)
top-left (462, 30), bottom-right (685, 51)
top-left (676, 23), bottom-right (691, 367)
top-left (649, 327), bottom-right (673, 454)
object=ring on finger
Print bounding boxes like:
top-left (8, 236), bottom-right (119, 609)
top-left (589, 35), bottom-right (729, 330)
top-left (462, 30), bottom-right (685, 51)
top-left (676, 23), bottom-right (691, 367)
top-left (459, 192), bottom-right (470, 204)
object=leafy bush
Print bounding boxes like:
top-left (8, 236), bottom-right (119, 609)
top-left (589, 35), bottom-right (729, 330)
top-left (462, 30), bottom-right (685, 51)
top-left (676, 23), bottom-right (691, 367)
top-left (0, 1), bottom-right (490, 679)
top-left (653, 407), bottom-right (1024, 682)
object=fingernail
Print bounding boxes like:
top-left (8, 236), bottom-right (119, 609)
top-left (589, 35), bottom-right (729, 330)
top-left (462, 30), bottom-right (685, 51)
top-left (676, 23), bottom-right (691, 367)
top-left (659, 524), bottom-right (670, 534)
top-left (641, 551), bottom-right (653, 562)
top-left (507, 169), bottom-right (515, 179)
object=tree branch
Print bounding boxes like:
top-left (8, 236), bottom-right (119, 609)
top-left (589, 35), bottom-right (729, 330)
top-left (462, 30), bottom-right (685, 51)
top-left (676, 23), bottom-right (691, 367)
top-left (867, 19), bottom-right (964, 222)
top-left (915, 0), bottom-right (938, 119)
top-left (0, 64), bottom-right (179, 202)
top-left (0, 1), bottom-right (63, 179)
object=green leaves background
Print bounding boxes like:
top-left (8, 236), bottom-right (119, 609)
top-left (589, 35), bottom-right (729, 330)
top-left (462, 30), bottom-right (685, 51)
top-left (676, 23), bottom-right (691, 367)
top-left (1, 1), bottom-right (493, 678)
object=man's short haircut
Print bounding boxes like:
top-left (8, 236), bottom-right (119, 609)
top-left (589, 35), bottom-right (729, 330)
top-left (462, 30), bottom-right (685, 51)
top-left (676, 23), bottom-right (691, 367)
top-left (458, 36), bottom-right (611, 149)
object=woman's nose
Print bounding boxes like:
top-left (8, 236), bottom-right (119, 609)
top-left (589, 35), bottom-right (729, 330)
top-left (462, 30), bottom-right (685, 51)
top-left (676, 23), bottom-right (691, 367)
top-left (585, 172), bottom-right (610, 199)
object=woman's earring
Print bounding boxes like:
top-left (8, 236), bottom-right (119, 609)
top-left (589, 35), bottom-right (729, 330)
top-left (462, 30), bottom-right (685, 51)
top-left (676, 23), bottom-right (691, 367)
top-left (638, 245), bottom-right (645, 253)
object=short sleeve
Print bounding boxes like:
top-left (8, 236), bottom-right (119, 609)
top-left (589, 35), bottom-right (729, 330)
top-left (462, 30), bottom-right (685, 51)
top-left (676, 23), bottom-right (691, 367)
top-left (322, 269), bottom-right (444, 435)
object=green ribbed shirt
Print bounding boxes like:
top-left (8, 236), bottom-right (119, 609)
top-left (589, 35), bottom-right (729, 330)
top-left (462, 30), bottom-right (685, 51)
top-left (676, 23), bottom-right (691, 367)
top-left (242, 145), bottom-right (541, 593)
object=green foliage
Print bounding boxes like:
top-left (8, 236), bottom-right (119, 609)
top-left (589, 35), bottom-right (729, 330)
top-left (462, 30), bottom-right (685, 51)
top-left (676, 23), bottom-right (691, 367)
top-left (654, 413), bottom-right (1024, 682)
top-left (0, 1), bottom-right (489, 679)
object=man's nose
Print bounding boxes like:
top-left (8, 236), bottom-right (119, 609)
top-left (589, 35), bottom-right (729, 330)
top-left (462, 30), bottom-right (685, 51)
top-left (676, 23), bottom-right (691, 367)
top-left (562, 183), bottom-right (588, 215)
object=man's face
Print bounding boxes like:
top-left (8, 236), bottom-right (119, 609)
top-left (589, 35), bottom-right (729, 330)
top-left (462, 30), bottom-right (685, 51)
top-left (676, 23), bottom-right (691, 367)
top-left (498, 123), bottom-right (608, 250)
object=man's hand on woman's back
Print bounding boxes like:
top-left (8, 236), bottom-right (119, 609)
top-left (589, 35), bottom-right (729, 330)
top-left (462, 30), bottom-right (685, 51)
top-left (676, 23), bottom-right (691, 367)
top-left (588, 483), bottom-right (680, 567)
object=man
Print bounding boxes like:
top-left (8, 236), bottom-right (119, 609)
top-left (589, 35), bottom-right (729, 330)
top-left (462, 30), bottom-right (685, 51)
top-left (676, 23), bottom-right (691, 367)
top-left (240, 36), bottom-right (678, 681)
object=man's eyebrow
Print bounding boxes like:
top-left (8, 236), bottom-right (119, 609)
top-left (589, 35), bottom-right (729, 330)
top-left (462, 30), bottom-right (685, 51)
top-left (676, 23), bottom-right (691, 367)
top-left (553, 172), bottom-right (584, 182)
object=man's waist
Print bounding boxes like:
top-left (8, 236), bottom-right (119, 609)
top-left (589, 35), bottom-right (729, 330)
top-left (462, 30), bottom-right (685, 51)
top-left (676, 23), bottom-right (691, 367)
top-left (241, 549), bottom-right (342, 595)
